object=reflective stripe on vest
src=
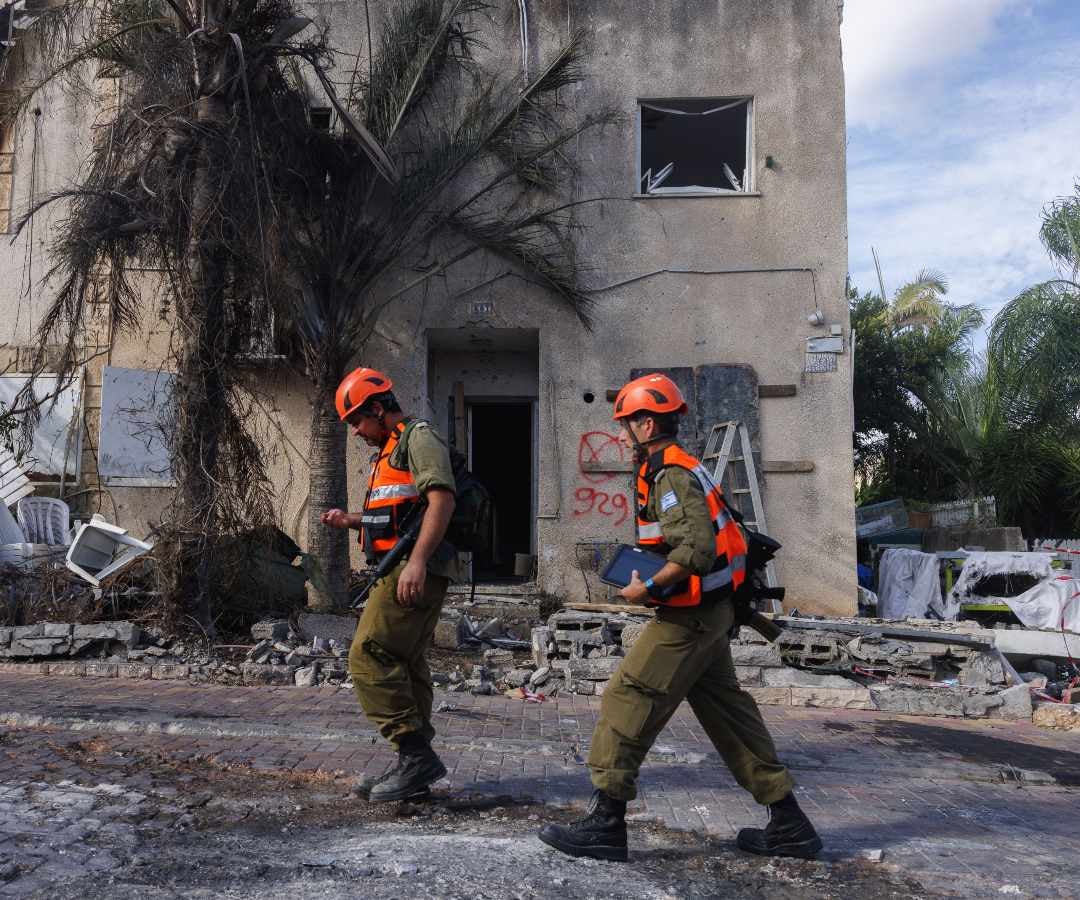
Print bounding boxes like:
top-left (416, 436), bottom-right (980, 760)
top-left (635, 443), bottom-right (748, 606)
top-left (368, 483), bottom-right (420, 502)
top-left (361, 421), bottom-right (421, 554)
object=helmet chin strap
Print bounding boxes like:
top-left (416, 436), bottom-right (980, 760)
top-left (625, 425), bottom-right (669, 463)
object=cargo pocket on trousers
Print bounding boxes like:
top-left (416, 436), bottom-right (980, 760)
top-left (361, 638), bottom-right (398, 670)
top-left (604, 647), bottom-right (684, 742)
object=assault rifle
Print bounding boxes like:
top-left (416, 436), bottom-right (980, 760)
top-left (731, 530), bottom-right (786, 642)
top-left (349, 505), bottom-right (425, 609)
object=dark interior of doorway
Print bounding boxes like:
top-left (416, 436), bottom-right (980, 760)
top-left (469, 401), bottom-right (532, 581)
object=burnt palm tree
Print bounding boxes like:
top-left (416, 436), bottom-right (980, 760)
top-left (1, 0), bottom-right (370, 632)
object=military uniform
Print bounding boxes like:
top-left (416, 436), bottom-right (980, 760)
top-left (587, 458), bottom-right (794, 805)
top-left (348, 420), bottom-right (458, 748)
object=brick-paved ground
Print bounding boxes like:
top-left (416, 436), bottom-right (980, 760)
top-left (2, 673), bottom-right (1079, 897)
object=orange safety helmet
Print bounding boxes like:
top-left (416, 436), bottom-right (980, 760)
top-left (612, 373), bottom-right (688, 420)
top-left (335, 367), bottom-right (394, 421)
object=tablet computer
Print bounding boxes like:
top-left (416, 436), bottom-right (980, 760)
top-left (599, 544), bottom-right (686, 599)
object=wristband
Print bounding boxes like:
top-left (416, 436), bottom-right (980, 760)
top-left (643, 577), bottom-right (663, 599)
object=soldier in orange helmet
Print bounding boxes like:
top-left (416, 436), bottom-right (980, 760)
top-left (322, 366), bottom-right (458, 801)
top-left (539, 373), bottom-right (821, 862)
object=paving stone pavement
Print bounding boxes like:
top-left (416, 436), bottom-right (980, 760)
top-left (1, 673), bottom-right (1078, 897)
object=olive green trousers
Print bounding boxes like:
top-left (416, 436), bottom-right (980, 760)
top-left (588, 598), bottom-right (794, 804)
top-left (348, 560), bottom-right (449, 748)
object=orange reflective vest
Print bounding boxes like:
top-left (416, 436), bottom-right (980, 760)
top-left (636, 444), bottom-right (747, 607)
top-left (359, 421), bottom-right (421, 556)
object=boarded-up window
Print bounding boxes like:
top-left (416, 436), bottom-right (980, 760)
top-left (0, 374), bottom-right (83, 480)
top-left (97, 366), bottom-right (176, 486)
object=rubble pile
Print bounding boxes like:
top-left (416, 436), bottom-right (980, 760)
top-left (239, 619), bottom-right (351, 688)
top-left (512, 612), bottom-right (1036, 719)
top-left (729, 620), bottom-right (1033, 719)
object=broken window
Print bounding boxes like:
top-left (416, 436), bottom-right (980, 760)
top-left (638, 98), bottom-right (753, 195)
top-left (0, 374), bottom-right (82, 481)
top-left (310, 106), bottom-right (332, 131)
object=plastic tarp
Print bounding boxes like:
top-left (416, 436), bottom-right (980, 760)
top-left (949, 551), bottom-right (1080, 633)
top-left (877, 548), bottom-right (955, 620)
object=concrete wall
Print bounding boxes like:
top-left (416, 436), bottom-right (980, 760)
top-left (0, 0), bottom-right (856, 614)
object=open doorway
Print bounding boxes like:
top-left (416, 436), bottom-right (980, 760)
top-left (426, 328), bottom-right (539, 584)
top-left (468, 400), bottom-right (534, 581)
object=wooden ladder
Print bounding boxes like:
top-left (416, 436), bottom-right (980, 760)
top-left (702, 421), bottom-right (780, 603)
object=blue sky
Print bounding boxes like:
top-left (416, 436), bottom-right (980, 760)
top-left (842, 0), bottom-right (1080, 333)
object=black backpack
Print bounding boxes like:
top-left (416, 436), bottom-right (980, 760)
top-left (400, 420), bottom-right (493, 554)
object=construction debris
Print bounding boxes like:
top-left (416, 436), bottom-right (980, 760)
top-left (240, 620), bottom-right (351, 687)
top-left (515, 611), bottom-right (1046, 719)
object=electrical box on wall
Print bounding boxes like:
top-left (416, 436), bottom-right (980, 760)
top-left (806, 335), bottom-right (844, 354)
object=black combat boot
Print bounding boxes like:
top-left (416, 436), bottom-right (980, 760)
top-left (538, 790), bottom-right (629, 862)
top-left (736, 793), bottom-right (823, 859)
top-left (367, 733), bottom-right (447, 802)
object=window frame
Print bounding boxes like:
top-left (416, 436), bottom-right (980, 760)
top-left (635, 95), bottom-right (757, 197)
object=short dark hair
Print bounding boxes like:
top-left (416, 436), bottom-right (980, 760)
top-left (360, 390), bottom-right (401, 414)
top-left (629, 410), bottom-right (679, 437)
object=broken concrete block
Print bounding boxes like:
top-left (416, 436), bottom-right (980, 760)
top-left (12, 624), bottom-right (43, 640)
top-left (870, 685), bottom-right (965, 717)
top-left (241, 662), bottom-right (293, 685)
top-left (557, 657), bottom-right (623, 681)
top-left (9, 637), bottom-right (70, 657)
top-left (43, 623), bottom-right (72, 639)
top-left (746, 687), bottom-right (791, 705)
top-left (789, 686), bottom-right (873, 709)
top-left (985, 684), bottom-right (1032, 721)
top-left (762, 668), bottom-right (861, 689)
top-left (434, 613), bottom-right (466, 650)
top-left (72, 622), bottom-right (143, 648)
top-left (731, 642), bottom-right (783, 667)
top-left (531, 626), bottom-right (552, 667)
top-left (84, 662), bottom-right (118, 678)
top-left (251, 620), bottom-right (290, 642)
top-left (958, 652), bottom-right (1006, 690)
top-left (530, 666), bottom-right (551, 687)
top-left (502, 668), bottom-right (532, 688)
top-left (0, 627), bottom-right (10, 648)
top-left (571, 679), bottom-right (595, 696)
top-left (294, 665), bottom-right (318, 688)
top-left (734, 665), bottom-right (762, 685)
top-left (483, 648), bottom-right (515, 669)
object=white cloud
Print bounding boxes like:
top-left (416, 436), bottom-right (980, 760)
top-left (844, 1), bottom-right (1079, 344)
top-left (842, 0), bottom-right (1025, 128)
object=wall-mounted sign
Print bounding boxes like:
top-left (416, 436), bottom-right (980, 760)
top-left (470, 300), bottom-right (496, 317)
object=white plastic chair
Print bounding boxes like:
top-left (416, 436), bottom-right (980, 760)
top-left (66, 514), bottom-right (153, 586)
top-left (16, 496), bottom-right (72, 546)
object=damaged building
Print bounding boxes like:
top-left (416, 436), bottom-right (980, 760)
top-left (0, 1), bottom-right (855, 613)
